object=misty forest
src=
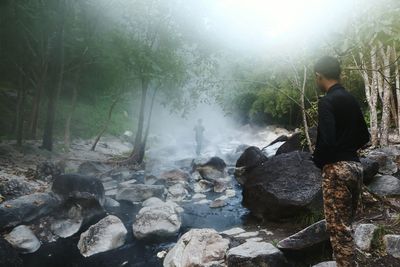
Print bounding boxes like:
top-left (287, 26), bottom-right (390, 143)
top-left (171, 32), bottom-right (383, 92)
top-left (1, 0), bottom-right (400, 266)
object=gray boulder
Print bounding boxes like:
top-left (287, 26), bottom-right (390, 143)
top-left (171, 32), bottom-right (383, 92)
top-left (366, 151), bottom-right (398, 175)
top-left (354, 224), bottom-right (378, 251)
top-left (368, 175), bottom-right (400, 197)
top-left (163, 228), bottom-right (229, 267)
top-left (78, 215), bottom-right (127, 257)
top-left (384, 235), bottom-right (400, 258)
top-left (133, 198), bottom-right (182, 240)
top-left (235, 146), bottom-right (268, 184)
top-left (242, 151), bottom-right (323, 220)
top-left (277, 220), bottom-right (328, 251)
top-left (0, 193), bottom-right (61, 228)
top-left (116, 184), bottom-right (165, 203)
top-left (312, 261), bottom-right (336, 267)
top-left (4, 225), bottom-right (41, 253)
top-left (227, 241), bottom-right (290, 267)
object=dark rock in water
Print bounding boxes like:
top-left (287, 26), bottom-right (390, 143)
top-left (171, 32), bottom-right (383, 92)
top-left (0, 193), bottom-right (61, 229)
top-left (368, 175), bottom-right (400, 197)
top-left (242, 151), bottom-right (323, 220)
top-left (235, 146), bottom-right (268, 184)
top-left (52, 174), bottom-right (105, 206)
top-left (276, 128), bottom-right (317, 156)
top-left (360, 158), bottom-right (380, 184)
top-left (236, 146), bottom-right (267, 170)
top-left (78, 161), bottom-right (108, 176)
top-left (36, 161), bottom-right (64, 182)
top-left (227, 241), bottom-right (291, 267)
top-left (275, 132), bottom-right (304, 155)
top-left (277, 220), bottom-right (328, 251)
top-left (0, 237), bottom-right (23, 267)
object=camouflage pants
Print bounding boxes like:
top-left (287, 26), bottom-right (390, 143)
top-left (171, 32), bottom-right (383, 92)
top-left (322, 161), bottom-right (363, 267)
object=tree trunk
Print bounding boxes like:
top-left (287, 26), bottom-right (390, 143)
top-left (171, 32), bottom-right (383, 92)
top-left (300, 66), bottom-right (313, 152)
top-left (30, 43), bottom-right (49, 139)
top-left (91, 95), bottom-right (120, 151)
top-left (64, 83), bottom-right (78, 150)
top-left (136, 86), bottom-right (159, 161)
top-left (41, 0), bottom-right (65, 151)
top-left (395, 49), bottom-right (400, 137)
top-left (378, 44), bottom-right (392, 146)
top-left (15, 78), bottom-right (26, 147)
top-left (128, 78), bottom-right (148, 164)
top-left (369, 47), bottom-right (380, 146)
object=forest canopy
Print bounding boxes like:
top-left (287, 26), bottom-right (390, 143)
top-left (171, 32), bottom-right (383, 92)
top-left (1, 0), bottom-right (400, 161)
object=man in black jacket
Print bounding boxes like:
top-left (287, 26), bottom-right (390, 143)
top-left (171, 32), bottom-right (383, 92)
top-left (312, 56), bottom-right (370, 267)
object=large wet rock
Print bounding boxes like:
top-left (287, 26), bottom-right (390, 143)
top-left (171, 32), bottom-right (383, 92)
top-left (242, 151), bottom-right (323, 220)
top-left (52, 174), bottom-right (105, 205)
top-left (163, 228), bottom-right (229, 267)
top-left (77, 215), bottom-right (127, 257)
top-left (4, 225), bottom-right (41, 253)
top-left (368, 175), bottom-right (400, 197)
top-left (227, 241), bottom-right (290, 267)
top-left (235, 147), bottom-right (268, 180)
top-left (360, 158), bottom-right (380, 184)
top-left (195, 157), bottom-right (227, 181)
top-left (277, 220), bottom-right (328, 251)
top-left (133, 198), bottom-right (182, 240)
top-left (0, 237), bottom-right (23, 266)
top-left (276, 128), bottom-right (317, 156)
top-left (116, 184), bottom-right (165, 203)
top-left (354, 224), bottom-right (378, 251)
top-left (0, 193), bottom-right (61, 228)
top-left (366, 151), bottom-right (398, 175)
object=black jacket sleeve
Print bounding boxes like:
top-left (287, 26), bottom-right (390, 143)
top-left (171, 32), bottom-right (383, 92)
top-left (313, 98), bottom-right (336, 168)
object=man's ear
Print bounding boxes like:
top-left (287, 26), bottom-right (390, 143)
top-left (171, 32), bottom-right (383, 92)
top-left (315, 72), bottom-right (322, 81)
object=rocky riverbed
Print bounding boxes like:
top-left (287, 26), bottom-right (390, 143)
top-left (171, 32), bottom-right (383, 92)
top-left (1, 126), bottom-right (400, 267)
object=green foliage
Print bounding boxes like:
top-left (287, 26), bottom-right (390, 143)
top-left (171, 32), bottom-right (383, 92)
top-left (295, 209), bottom-right (324, 227)
top-left (371, 225), bottom-right (392, 254)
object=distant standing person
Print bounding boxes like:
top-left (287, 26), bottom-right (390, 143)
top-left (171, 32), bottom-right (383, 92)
top-left (194, 119), bottom-right (205, 156)
top-left (312, 56), bottom-right (370, 267)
